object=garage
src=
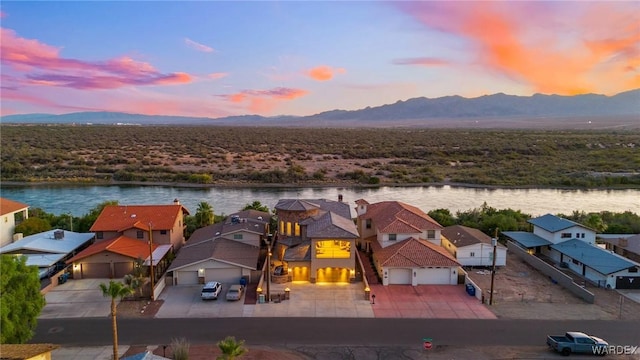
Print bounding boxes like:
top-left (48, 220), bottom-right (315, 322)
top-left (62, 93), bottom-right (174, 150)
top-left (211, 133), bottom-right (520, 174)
top-left (205, 267), bottom-right (242, 285)
top-left (388, 268), bottom-right (412, 284)
top-left (80, 263), bottom-right (111, 278)
top-left (291, 266), bottom-right (309, 281)
top-left (176, 270), bottom-right (199, 285)
top-left (416, 267), bottom-right (452, 285)
top-left (316, 267), bottom-right (349, 283)
top-left (616, 276), bottom-right (640, 289)
top-left (114, 262), bottom-right (134, 278)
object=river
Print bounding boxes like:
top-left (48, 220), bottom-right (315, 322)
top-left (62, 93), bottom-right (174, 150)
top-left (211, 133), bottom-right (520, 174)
top-left (1, 184), bottom-right (638, 217)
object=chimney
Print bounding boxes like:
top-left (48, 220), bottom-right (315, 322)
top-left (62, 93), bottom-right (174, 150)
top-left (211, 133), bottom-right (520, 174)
top-left (173, 198), bottom-right (180, 205)
top-left (338, 194), bottom-right (343, 202)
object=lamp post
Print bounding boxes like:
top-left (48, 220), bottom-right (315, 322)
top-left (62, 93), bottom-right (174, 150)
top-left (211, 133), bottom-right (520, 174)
top-left (265, 235), bottom-right (272, 303)
top-left (489, 228), bottom-right (498, 306)
top-left (148, 222), bottom-right (155, 301)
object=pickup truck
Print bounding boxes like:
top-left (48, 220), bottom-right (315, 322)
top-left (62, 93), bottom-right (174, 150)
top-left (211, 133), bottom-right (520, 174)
top-left (547, 331), bottom-right (608, 356)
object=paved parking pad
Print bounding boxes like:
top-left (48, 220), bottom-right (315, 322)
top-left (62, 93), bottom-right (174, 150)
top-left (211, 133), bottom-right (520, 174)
top-left (40, 279), bottom-right (113, 319)
top-left (368, 284), bottom-right (496, 319)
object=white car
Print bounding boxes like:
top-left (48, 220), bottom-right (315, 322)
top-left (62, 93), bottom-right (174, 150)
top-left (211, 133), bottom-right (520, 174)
top-left (226, 284), bottom-right (244, 301)
top-left (201, 281), bottom-right (222, 300)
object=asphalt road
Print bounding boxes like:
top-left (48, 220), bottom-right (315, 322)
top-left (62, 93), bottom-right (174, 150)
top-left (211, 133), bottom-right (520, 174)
top-left (33, 318), bottom-right (640, 348)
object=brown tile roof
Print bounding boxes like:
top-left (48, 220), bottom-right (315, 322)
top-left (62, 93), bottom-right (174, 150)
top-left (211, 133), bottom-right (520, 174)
top-left (90, 204), bottom-right (189, 232)
top-left (66, 236), bottom-right (158, 264)
top-left (441, 225), bottom-right (495, 248)
top-left (0, 198), bottom-right (29, 216)
top-left (0, 344), bottom-right (59, 359)
top-left (372, 237), bottom-right (460, 268)
top-left (167, 237), bottom-right (259, 271)
top-left (303, 211), bottom-right (359, 239)
top-left (360, 201), bottom-right (442, 234)
top-left (275, 199), bottom-right (351, 219)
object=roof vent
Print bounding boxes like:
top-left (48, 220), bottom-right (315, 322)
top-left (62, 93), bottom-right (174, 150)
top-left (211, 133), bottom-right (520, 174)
top-left (54, 230), bottom-right (65, 239)
top-left (257, 216), bottom-right (263, 221)
top-left (131, 214), bottom-right (137, 218)
top-left (215, 232), bottom-right (221, 236)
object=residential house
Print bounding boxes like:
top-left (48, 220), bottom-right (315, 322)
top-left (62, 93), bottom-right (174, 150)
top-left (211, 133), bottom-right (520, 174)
top-left (355, 200), bottom-right (460, 285)
top-left (0, 197), bottom-right (29, 247)
top-left (0, 229), bottom-right (94, 279)
top-left (441, 225), bottom-right (507, 267)
top-left (504, 214), bottom-right (640, 289)
top-left (600, 234), bottom-right (640, 264)
top-left (67, 200), bottom-right (189, 279)
top-left (167, 209), bottom-right (270, 285)
top-left (275, 197), bottom-right (359, 283)
top-left (0, 344), bottom-right (59, 360)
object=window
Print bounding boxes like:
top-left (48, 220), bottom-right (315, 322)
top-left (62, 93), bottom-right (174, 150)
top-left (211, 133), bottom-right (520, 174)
top-left (294, 223), bottom-right (300, 236)
top-left (581, 233), bottom-right (586, 238)
top-left (160, 230), bottom-right (167, 235)
top-left (315, 240), bottom-right (351, 259)
top-left (280, 221), bottom-right (284, 234)
top-left (3, 216), bottom-right (7, 223)
top-left (388, 234), bottom-right (397, 241)
top-left (286, 222), bottom-right (292, 236)
top-left (233, 233), bottom-right (243, 240)
top-left (365, 219), bottom-right (372, 229)
top-left (470, 252), bottom-right (475, 257)
top-left (572, 259), bottom-right (580, 265)
top-left (427, 230), bottom-right (435, 239)
top-left (96, 232), bottom-right (103, 239)
top-left (137, 230), bottom-right (144, 239)
top-left (629, 267), bottom-right (638, 273)
top-left (561, 233), bottom-right (572, 238)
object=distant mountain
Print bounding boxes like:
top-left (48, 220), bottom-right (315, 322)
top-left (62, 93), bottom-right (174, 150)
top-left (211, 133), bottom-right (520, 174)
top-left (2, 89), bottom-right (638, 128)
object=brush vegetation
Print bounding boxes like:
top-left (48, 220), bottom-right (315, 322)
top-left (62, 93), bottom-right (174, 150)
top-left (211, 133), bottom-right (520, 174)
top-left (1, 125), bottom-right (638, 188)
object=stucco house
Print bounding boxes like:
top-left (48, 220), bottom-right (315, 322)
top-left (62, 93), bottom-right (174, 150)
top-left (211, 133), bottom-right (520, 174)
top-left (167, 209), bottom-right (270, 285)
top-left (67, 200), bottom-right (189, 279)
top-left (600, 234), bottom-right (640, 264)
top-left (504, 214), bottom-right (640, 289)
top-left (0, 197), bottom-right (29, 248)
top-left (275, 197), bottom-right (359, 283)
top-left (441, 225), bottom-right (507, 267)
top-left (355, 200), bottom-right (460, 285)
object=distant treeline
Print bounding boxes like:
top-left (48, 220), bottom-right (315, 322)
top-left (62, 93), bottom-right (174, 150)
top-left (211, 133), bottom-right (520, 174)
top-left (1, 125), bottom-right (639, 188)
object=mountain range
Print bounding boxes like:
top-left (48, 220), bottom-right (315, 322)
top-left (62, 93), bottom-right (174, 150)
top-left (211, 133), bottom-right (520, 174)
top-left (2, 89), bottom-right (639, 129)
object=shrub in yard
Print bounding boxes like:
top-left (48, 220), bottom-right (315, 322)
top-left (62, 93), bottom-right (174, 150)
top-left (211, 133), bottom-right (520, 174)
top-left (171, 337), bottom-right (190, 360)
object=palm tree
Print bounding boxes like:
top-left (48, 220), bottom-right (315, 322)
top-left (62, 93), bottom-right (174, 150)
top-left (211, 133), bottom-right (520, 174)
top-left (194, 201), bottom-right (214, 228)
top-left (99, 280), bottom-right (134, 360)
top-left (216, 336), bottom-right (247, 360)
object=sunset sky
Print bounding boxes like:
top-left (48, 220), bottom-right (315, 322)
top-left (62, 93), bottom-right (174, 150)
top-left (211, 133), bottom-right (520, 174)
top-left (1, 1), bottom-right (638, 118)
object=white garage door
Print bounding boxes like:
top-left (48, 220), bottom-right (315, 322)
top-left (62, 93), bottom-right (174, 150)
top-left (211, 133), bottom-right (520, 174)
top-left (205, 268), bottom-right (242, 285)
top-left (389, 268), bottom-right (412, 284)
top-left (417, 268), bottom-right (451, 285)
top-left (177, 271), bottom-right (199, 285)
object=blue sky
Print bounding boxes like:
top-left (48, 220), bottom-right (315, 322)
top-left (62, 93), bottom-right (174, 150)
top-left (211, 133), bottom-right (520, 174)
top-left (1, 1), bottom-right (638, 118)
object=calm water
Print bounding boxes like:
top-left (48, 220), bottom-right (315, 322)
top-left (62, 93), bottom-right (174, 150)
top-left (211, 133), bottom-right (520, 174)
top-left (1, 185), bottom-right (638, 217)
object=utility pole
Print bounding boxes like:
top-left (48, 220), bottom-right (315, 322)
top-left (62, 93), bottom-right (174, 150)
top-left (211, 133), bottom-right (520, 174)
top-left (489, 228), bottom-right (498, 305)
top-left (68, 212), bottom-right (73, 232)
top-left (148, 222), bottom-right (155, 301)
top-left (266, 236), bottom-right (272, 303)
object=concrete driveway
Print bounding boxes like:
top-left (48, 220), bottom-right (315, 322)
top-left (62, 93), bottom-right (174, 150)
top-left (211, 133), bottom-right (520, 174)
top-left (155, 284), bottom-right (246, 318)
top-left (39, 279), bottom-right (115, 319)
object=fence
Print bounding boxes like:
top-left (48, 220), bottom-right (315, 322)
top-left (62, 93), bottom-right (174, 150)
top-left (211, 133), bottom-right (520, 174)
top-left (507, 241), bottom-right (595, 304)
top-left (460, 267), bottom-right (483, 301)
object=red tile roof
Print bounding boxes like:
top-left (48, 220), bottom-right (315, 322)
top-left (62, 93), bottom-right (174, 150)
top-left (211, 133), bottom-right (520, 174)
top-left (360, 201), bottom-right (442, 233)
top-left (372, 237), bottom-right (460, 268)
top-left (66, 236), bottom-right (158, 264)
top-left (0, 198), bottom-right (29, 216)
top-left (90, 204), bottom-right (189, 232)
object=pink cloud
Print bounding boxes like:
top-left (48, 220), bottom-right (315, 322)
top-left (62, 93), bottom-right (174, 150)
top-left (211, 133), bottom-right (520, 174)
top-left (305, 65), bottom-right (346, 81)
top-left (184, 38), bottom-right (214, 53)
top-left (393, 57), bottom-right (449, 66)
top-left (394, 2), bottom-right (640, 95)
top-left (208, 72), bottom-right (228, 80)
top-left (1, 28), bottom-right (193, 90)
top-left (219, 87), bottom-right (309, 114)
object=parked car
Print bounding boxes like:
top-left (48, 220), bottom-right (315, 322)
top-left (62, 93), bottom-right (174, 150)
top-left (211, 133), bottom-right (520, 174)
top-left (226, 284), bottom-right (244, 301)
top-left (201, 281), bottom-right (222, 300)
top-left (546, 331), bottom-right (608, 356)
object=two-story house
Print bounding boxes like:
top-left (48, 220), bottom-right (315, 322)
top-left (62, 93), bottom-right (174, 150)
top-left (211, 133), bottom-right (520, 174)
top-left (0, 198), bottom-right (29, 247)
top-left (167, 209), bottom-right (270, 285)
top-left (504, 214), bottom-right (640, 289)
top-left (67, 200), bottom-right (189, 279)
top-left (441, 225), bottom-right (507, 267)
top-left (355, 200), bottom-right (460, 286)
top-left (275, 197), bottom-right (359, 283)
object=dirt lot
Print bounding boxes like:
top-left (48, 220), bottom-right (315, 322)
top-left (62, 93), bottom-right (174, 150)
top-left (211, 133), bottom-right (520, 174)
top-left (465, 252), bottom-right (640, 320)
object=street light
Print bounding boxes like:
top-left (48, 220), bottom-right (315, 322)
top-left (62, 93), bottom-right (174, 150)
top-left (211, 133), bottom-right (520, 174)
top-left (489, 228), bottom-right (498, 306)
top-left (148, 222), bottom-right (155, 301)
